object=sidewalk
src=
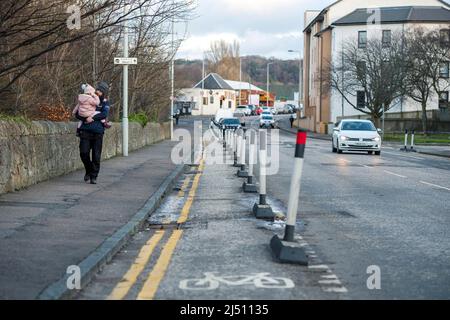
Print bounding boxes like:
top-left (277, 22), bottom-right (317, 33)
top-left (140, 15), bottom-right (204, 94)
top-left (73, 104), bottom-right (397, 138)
top-left (277, 119), bottom-right (450, 159)
top-left (0, 139), bottom-right (180, 299)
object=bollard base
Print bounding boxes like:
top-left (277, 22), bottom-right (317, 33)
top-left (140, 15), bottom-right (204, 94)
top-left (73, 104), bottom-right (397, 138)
top-left (237, 169), bottom-right (249, 178)
top-left (270, 235), bottom-right (308, 266)
top-left (243, 181), bottom-right (258, 193)
top-left (253, 203), bottom-right (274, 219)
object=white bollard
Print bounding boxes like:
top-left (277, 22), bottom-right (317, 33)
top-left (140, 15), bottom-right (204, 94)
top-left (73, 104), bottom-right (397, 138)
top-left (243, 130), bottom-right (257, 193)
top-left (253, 130), bottom-right (274, 218)
top-left (237, 129), bottom-right (248, 177)
top-left (269, 130), bottom-right (308, 265)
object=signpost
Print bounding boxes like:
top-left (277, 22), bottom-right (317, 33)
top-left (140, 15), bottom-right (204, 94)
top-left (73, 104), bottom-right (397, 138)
top-left (113, 6), bottom-right (137, 157)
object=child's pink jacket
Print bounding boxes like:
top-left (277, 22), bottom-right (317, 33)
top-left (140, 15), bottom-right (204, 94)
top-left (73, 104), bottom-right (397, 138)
top-left (72, 85), bottom-right (100, 118)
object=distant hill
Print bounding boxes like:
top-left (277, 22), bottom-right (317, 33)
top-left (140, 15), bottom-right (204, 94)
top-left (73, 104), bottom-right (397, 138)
top-left (174, 56), bottom-right (301, 100)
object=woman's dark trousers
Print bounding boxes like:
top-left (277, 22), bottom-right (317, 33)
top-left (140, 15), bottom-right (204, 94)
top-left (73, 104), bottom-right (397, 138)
top-left (79, 131), bottom-right (104, 179)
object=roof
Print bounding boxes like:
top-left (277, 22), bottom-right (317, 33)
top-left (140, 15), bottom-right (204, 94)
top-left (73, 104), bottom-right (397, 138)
top-left (194, 73), bottom-right (234, 90)
top-left (333, 6), bottom-right (450, 25)
top-left (303, 0), bottom-right (450, 32)
top-left (224, 80), bottom-right (264, 92)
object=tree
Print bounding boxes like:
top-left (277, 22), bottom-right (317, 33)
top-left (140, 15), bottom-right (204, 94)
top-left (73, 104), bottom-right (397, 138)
top-left (404, 28), bottom-right (450, 134)
top-left (0, 0), bottom-right (195, 122)
top-left (206, 40), bottom-right (241, 80)
top-left (322, 33), bottom-right (408, 127)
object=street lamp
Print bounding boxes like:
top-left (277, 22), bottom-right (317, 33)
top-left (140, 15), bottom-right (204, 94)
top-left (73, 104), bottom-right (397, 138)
top-left (288, 49), bottom-right (304, 127)
top-left (266, 61), bottom-right (274, 108)
top-left (202, 50), bottom-right (213, 115)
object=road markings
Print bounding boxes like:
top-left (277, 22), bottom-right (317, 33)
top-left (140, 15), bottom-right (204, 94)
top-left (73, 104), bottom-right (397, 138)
top-left (137, 158), bottom-right (205, 300)
top-left (179, 273), bottom-right (294, 290)
top-left (383, 151), bottom-right (424, 160)
top-left (420, 181), bottom-right (450, 191)
top-left (178, 160), bottom-right (204, 224)
top-left (137, 230), bottom-right (183, 300)
top-left (384, 170), bottom-right (407, 178)
top-left (323, 287), bottom-right (348, 293)
top-left (178, 176), bottom-right (192, 197)
top-left (107, 230), bottom-right (165, 300)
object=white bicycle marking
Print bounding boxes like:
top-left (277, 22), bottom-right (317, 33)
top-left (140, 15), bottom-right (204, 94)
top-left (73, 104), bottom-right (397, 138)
top-left (179, 272), bottom-right (295, 291)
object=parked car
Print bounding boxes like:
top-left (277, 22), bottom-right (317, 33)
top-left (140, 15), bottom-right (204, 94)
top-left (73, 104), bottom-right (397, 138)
top-left (247, 105), bottom-right (257, 115)
top-left (219, 118), bottom-right (242, 130)
top-left (332, 119), bottom-right (382, 155)
top-left (255, 107), bottom-right (263, 116)
top-left (236, 105), bottom-right (251, 116)
top-left (284, 104), bottom-right (295, 114)
top-left (260, 114), bottom-right (275, 128)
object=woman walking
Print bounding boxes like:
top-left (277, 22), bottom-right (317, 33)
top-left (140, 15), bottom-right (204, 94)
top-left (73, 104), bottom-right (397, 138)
top-left (75, 81), bottom-right (110, 184)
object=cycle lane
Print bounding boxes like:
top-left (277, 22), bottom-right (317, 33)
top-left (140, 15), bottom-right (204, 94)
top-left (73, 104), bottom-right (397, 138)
top-left (77, 134), bottom-right (348, 300)
top-left (151, 153), bottom-right (339, 300)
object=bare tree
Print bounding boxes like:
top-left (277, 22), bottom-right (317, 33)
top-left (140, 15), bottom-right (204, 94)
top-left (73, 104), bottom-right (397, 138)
top-left (0, 0), bottom-right (195, 121)
top-left (207, 40), bottom-right (241, 80)
top-left (404, 28), bottom-right (450, 134)
top-left (322, 33), bottom-right (408, 126)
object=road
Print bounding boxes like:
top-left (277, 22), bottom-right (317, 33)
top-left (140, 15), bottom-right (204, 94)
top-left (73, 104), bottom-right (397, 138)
top-left (76, 115), bottom-right (450, 300)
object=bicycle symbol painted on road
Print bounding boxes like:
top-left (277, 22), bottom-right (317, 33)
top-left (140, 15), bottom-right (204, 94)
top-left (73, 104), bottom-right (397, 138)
top-left (179, 272), bottom-right (295, 291)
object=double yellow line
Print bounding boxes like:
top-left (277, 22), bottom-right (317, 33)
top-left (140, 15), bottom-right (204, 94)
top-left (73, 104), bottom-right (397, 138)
top-left (107, 160), bottom-right (205, 300)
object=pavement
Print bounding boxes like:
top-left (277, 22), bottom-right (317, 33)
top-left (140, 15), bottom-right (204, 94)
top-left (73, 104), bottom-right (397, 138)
top-left (0, 123), bottom-right (194, 299)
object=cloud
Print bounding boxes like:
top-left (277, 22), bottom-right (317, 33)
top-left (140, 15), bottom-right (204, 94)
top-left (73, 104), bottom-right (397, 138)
top-left (177, 0), bottom-right (332, 60)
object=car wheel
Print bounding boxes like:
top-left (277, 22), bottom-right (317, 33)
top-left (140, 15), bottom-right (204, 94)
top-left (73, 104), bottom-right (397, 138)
top-left (332, 140), bottom-right (337, 153)
top-left (375, 151), bottom-right (381, 155)
top-left (337, 141), bottom-right (343, 154)
top-left (368, 151), bottom-right (374, 155)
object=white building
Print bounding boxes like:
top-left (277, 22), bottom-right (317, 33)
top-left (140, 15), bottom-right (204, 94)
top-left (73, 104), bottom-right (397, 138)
top-left (302, 0), bottom-right (450, 133)
top-left (177, 73), bottom-right (237, 116)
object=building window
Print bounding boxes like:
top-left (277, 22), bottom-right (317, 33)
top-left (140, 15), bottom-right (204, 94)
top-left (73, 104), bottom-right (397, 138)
top-left (439, 91), bottom-right (449, 109)
top-left (358, 31), bottom-right (367, 49)
top-left (440, 29), bottom-right (450, 46)
top-left (357, 91), bottom-right (366, 108)
top-left (440, 62), bottom-right (449, 78)
top-left (203, 97), bottom-right (208, 105)
top-left (357, 61), bottom-right (366, 79)
top-left (210, 96), bottom-right (214, 104)
top-left (382, 30), bottom-right (391, 47)
top-left (228, 101), bottom-right (232, 109)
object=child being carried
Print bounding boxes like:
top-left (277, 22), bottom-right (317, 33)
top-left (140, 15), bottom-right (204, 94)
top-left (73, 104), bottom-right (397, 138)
top-left (73, 84), bottom-right (108, 135)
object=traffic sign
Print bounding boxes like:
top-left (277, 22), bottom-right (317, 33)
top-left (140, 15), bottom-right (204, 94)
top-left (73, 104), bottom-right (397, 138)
top-left (114, 57), bottom-right (137, 65)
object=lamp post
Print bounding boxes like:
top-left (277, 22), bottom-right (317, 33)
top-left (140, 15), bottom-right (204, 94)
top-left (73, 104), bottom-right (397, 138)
top-left (288, 50), bottom-right (303, 127)
top-left (266, 61), bottom-right (274, 108)
top-left (202, 50), bottom-right (212, 116)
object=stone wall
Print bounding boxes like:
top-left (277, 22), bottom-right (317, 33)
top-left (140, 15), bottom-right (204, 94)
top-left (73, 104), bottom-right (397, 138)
top-left (0, 121), bottom-right (170, 194)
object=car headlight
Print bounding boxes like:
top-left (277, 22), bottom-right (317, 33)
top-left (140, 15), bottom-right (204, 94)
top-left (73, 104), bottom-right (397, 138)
top-left (340, 136), bottom-right (349, 141)
top-left (372, 137), bottom-right (381, 142)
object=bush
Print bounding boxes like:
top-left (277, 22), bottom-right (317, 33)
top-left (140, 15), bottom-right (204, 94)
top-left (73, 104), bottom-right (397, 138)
top-left (0, 114), bottom-right (32, 125)
top-left (129, 112), bottom-right (149, 127)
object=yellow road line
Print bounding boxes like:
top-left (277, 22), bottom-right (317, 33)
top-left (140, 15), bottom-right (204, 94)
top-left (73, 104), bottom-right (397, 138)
top-left (178, 160), bottom-right (204, 224)
top-left (177, 176), bottom-right (192, 197)
top-left (136, 159), bottom-right (205, 300)
top-left (107, 230), bottom-right (165, 300)
top-left (136, 229), bottom-right (183, 300)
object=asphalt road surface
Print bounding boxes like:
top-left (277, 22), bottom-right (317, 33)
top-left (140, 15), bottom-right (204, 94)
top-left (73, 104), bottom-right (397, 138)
top-left (76, 115), bottom-right (450, 300)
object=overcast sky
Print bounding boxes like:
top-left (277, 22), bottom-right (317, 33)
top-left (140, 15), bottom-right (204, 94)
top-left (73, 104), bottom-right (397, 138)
top-left (176, 0), bottom-right (333, 60)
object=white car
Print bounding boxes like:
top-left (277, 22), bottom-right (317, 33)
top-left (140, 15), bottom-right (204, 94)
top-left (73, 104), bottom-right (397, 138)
top-left (332, 119), bottom-right (382, 155)
top-left (260, 114), bottom-right (275, 128)
top-left (236, 105), bottom-right (251, 116)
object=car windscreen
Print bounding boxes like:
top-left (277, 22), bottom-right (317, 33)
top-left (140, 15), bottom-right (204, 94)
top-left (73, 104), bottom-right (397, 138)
top-left (222, 119), bottom-right (240, 125)
top-left (342, 121), bottom-right (376, 131)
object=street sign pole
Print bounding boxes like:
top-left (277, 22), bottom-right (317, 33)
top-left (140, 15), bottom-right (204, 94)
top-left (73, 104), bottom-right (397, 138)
top-left (123, 7), bottom-right (129, 157)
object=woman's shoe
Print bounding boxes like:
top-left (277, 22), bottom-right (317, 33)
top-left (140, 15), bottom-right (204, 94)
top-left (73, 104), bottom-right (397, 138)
top-left (90, 178), bottom-right (97, 185)
top-left (84, 174), bottom-right (90, 182)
